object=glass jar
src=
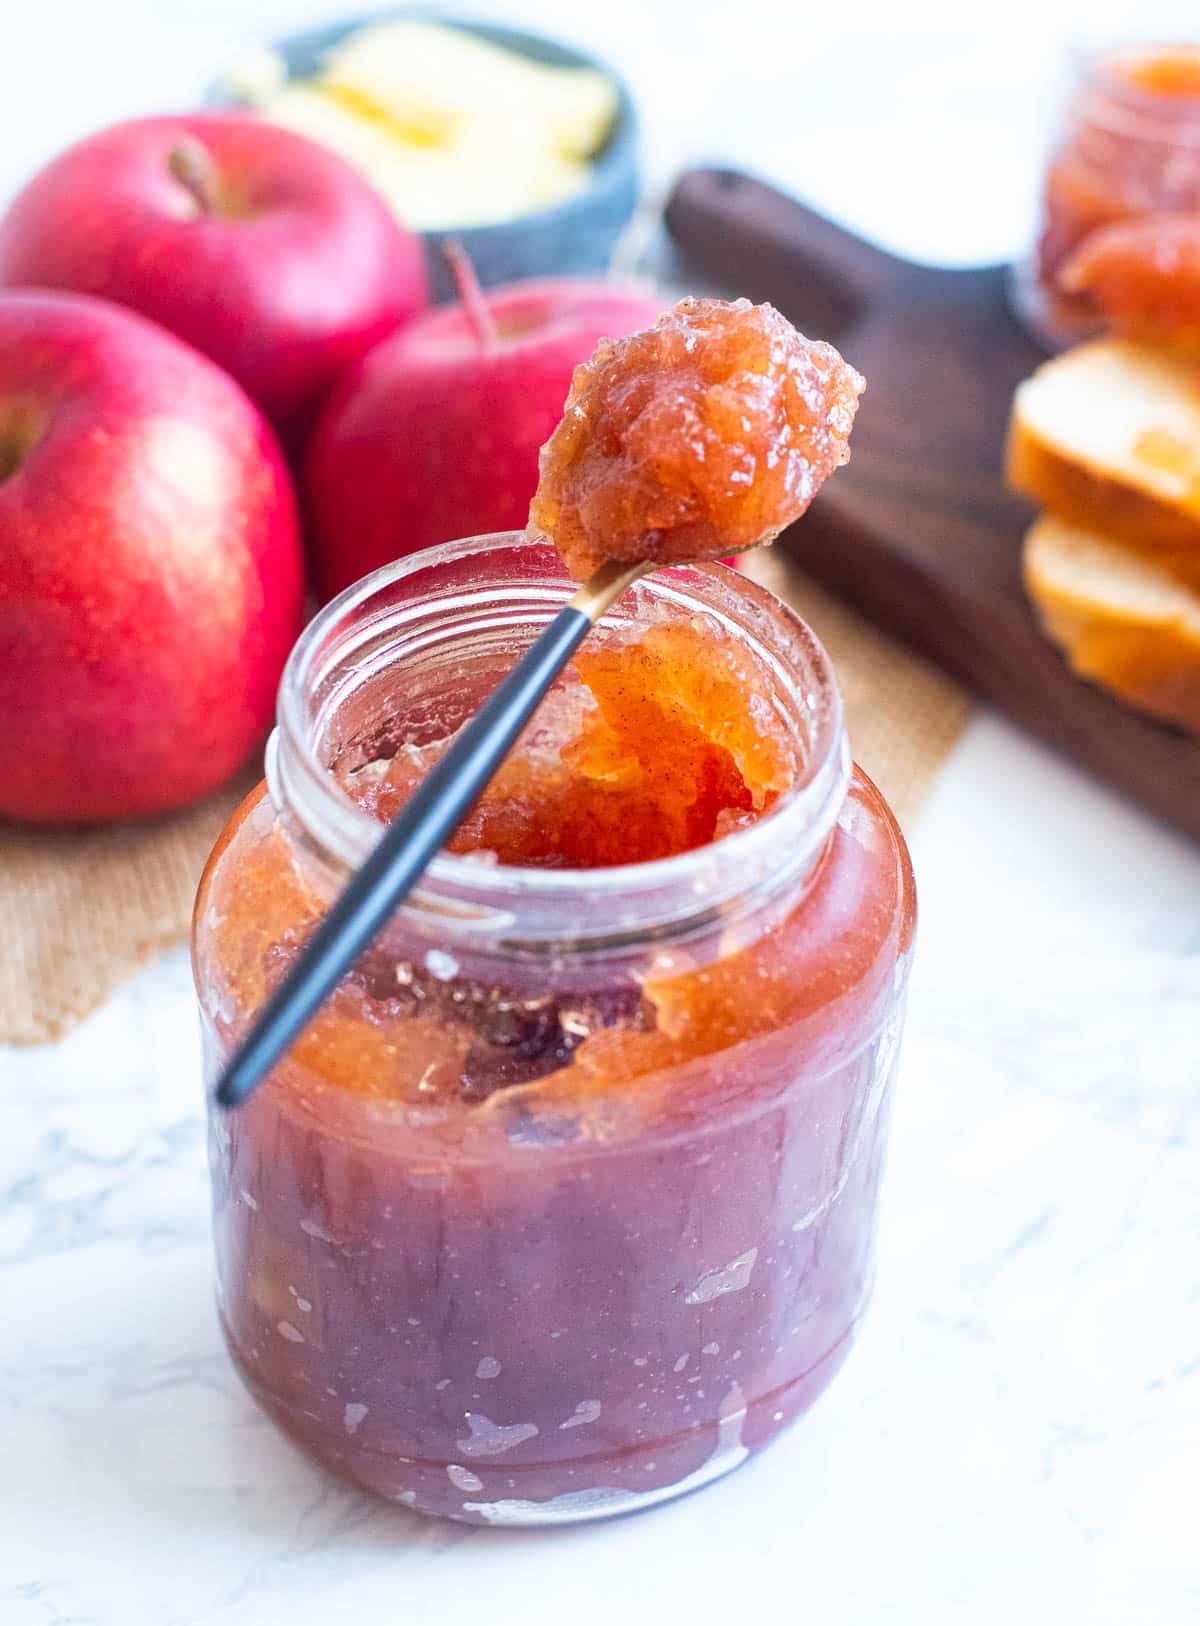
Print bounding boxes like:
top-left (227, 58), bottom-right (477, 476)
top-left (1015, 41), bottom-right (1200, 349)
top-left (193, 532), bottom-right (916, 1526)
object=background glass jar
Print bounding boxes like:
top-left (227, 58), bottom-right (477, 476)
top-left (192, 533), bottom-right (916, 1526)
top-left (1014, 40), bottom-right (1200, 350)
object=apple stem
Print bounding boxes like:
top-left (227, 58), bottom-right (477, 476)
top-left (0, 404), bottom-right (45, 484)
top-left (444, 240), bottom-right (497, 350)
top-left (168, 138), bottom-right (221, 217)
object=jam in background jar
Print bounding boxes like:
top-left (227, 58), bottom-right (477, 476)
top-left (193, 533), bottom-right (916, 1525)
top-left (1017, 42), bottom-right (1200, 349)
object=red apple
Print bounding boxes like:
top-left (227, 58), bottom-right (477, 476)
top-left (0, 113), bottom-right (428, 453)
top-left (304, 256), bottom-right (662, 600)
top-left (0, 290), bottom-right (304, 823)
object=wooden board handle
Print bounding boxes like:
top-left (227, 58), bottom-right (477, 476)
top-left (664, 166), bottom-right (908, 337)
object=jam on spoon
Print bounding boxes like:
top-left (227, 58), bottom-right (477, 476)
top-left (530, 294), bottom-right (864, 578)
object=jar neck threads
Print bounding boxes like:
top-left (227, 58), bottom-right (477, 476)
top-left (268, 532), bottom-right (849, 970)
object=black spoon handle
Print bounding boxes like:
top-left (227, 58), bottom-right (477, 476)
top-left (215, 594), bottom-right (604, 1110)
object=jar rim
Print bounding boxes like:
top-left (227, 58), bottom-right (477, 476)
top-left (269, 532), bottom-right (850, 957)
top-left (1070, 39), bottom-right (1200, 141)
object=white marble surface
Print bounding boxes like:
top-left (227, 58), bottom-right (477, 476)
top-left (3, 3), bottom-right (1200, 1621)
top-left (4, 714), bottom-right (1199, 1625)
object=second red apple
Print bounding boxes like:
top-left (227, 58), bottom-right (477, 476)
top-left (0, 290), bottom-right (304, 823)
top-left (0, 114), bottom-right (428, 454)
top-left (304, 269), bottom-right (662, 600)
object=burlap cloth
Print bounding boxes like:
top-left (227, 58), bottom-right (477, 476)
top-left (0, 558), bottom-right (969, 1047)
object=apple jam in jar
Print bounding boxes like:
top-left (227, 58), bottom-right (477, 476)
top-left (1017, 42), bottom-right (1200, 349)
top-left (193, 532), bottom-right (915, 1526)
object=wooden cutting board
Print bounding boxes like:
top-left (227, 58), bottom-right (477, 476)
top-left (664, 167), bottom-right (1200, 845)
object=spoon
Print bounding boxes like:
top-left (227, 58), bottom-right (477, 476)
top-left (214, 554), bottom-right (655, 1108)
top-left (212, 290), bottom-right (854, 1109)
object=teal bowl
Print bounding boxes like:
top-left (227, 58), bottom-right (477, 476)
top-left (211, 12), bottom-right (641, 300)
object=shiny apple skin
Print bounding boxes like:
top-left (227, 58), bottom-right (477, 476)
top-left (303, 280), bottom-right (663, 600)
top-left (0, 114), bottom-right (428, 453)
top-left (0, 290), bottom-right (305, 823)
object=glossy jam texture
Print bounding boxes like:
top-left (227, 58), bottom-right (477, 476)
top-left (346, 616), bottom-right (793, 869)
top-left (199, 784), bottom-right (912, 1524)
top-left (1036, 46), bottom-right (1200, 344)
top-left (195, 605), bottom-right (914, 1523)
top-left (212, 611), bottom-right (800, 1110)
top-left (1062, 215), bottom-right (1200, 350)
top-left (528, 296), bottom-right (864, 579)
